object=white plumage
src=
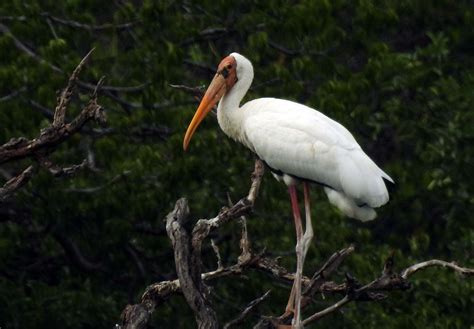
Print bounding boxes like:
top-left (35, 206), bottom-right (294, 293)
top-left (214, 53), bottom-right (393, 221)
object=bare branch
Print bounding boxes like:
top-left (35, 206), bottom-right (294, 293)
top-left (28, 99), bottom-right (55, 119)
top-left (125, 244), bottom-right (146, 278)
top-left (118, 246), bottom-right (307, 329)
top-left (247, 159), bottom-right (265, 203)
top-left (165, 198), bottom-right (219, 329)
top-left (0, 22), bottom-right (62, 73)
top-left (303, 245), bottom-right (355, 298)
top-left (183, 59), bottom-right (216, 74)
top-left (38, 157), bottom-right (88, 177)
top-left (0, 16), bottom-right (27, 21)
top-left (0, 99), bottom-right (105, 164)
top-left (211, 239), bottom-right (223, 270)
top-left (53, 48), bottom-right (95, 127)
top-left (401, 259), bottom-right (474, 279)
top-left (120, 304), bottom-right (152, 329)
top-left (300, 255), bottom-right (473, 328)
top-left (64, 170), bottom-right (131, 193)
top-left (0, 23), bottom-right (146, 94)
top-left (0, 51), bottom-right (106, 199)
top-left (238, 214), bottom-right (252, 264)
top-left (302, 296), bottom-right (350, 325)
top-left (191, 159), bottom-right (265, 244)
top-left (77, 80), bottom-right (148, 93)
top-left (52, 231), bottom-right (104, 273)
top-left (0, 87), bottom-right (27, 102)
top-left (224, 290), bottom-right (271, 329)
top-left (0, 165), bottom-right (35, 201)
top-left (0, 72), bottom-right (107, 168)
top-left (170, 83), bottom-right (206, 99)
top-left (120, 161), bottom-right (266, 329)
top-left (119, 155), bottom-right (473, 329)
top-left (268, 40), bottom-right (302, 56)
top-left (40, 12), bottom-right (138, 31)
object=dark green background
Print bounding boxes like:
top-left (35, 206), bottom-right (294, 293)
top-left (0, 1), bottom-right (473, 328)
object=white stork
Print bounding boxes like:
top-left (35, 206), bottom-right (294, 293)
top-left (183, 53), bottom-right (393, 328)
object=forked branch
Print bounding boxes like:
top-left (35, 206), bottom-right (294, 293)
top-left (0, 49), bottom-right (106, 200)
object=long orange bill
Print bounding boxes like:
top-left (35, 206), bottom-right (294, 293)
top-left (183, 73), bottom-right (226, 150)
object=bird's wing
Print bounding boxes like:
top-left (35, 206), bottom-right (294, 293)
top-left (242, 98), bottom-right (359, 147)
top-left (241, 98), bottom-right (392, 206)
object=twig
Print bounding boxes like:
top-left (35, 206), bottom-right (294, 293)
top-left (247, 159), bottom-right (265, 203)
top-left (52, 231), bottom-right (104, 273)
top-left (303, 245), bottom-right (355, 298)
top-left (401, 259), bottom-right (474, 279)
top-left (28, 99), bottom-right (55, 119)
top-left (64, 170), bottom-right (131, 193)
top-left (300, 255), bottom-right (473, 328)
top-left (238, 213), bottom-right (252, 264)
top-left (191, 159), bottom-right (265, 242)
top-left (125, 244), bottom-right (146, 278)
top-left (0, 87), bottom-right (27, 102)
top-left (0, 79), bottom-right (106, 164)
top-left (223, 290), bottom-right (271, 329)
top-left (302, 296), bottom-right (350, 325)
top-left (77, 80), bottom-right (148, 93)
top-left (0, 23), bottom-right (146, 94)
top-left (41, 12), bottom-right (138, 31)
top-left (170, 83), bottom-right (206, 99)
top-left (0, 51), bottom-right (106, 199)
top-left (0, 165), bottom-right (35, 201)
top-left (118, 246), bottom-right (309, 329)
top-left (268, 40), bottom-right (302, 56)
top-left (53, 48), bottom-right (95, 127)
top-left (37, 157), bottom-right (89, 177)
top-left (182, 59), bottom-right (216, 73)
top-left (0, 22), bottom-right (62, 73)
top-left (211, 239), bottom-right (223, 270)
top-left (0, 16), bottom-right (26, 21)
top-left (45, 16), bottom-right (59, 39)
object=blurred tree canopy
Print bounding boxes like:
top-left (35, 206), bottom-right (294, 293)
top-left (0, 0), bottom-right (473, 328)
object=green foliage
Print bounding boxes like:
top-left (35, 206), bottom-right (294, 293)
top-left (0, 1), bottom-right (473, 328)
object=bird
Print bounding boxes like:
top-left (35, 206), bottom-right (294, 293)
top-left (183, 53), bottom-right (393, 328)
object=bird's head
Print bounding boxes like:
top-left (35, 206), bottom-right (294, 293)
top-left (183, 55), bottom-right (238, 151)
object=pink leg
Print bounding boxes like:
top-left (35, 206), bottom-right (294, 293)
top-left (284, 183), bottom-right (314, 328)
top-left (302, 182), bottom-right (314, 263)
top-left (284, 185), bottom-right (302, 315)
top-left (287, 185), bottom-right (303, 328)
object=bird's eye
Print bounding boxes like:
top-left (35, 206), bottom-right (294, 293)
top-left (226, 64), bottom-right (232, 69)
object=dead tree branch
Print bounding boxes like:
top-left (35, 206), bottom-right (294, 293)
top-left (0, 84), bottom-right (105, 164)
top-left (53, 48), bottom-right (94, 127)
top-left (0, 87), bottom-right (27, 102)
top-left (299, 254), bottom-right (474, 327)
top-left (119, 160), bottom-right (266, 329)
top-left (223, 290), bottom-right (271, 329)
top-left (0, 23), bottom-right (146, 94)
top-left (118, 158), bottom-right (472, 328)
top-left (170, 83), bottom-right (206, 100)
top-left (40, 12), bottom-right (138, 31)
top-left (0, 49), bottom-right (106, 200)
top-left (0, 166), bottom-right (36, 201)
top-left (166, 198), bottom-right (219, 329)
top-left (401, 259), bottom-right (474, 278)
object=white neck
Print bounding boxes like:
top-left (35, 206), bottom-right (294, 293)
top-left (217, 53), bottom-right (254, 142)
